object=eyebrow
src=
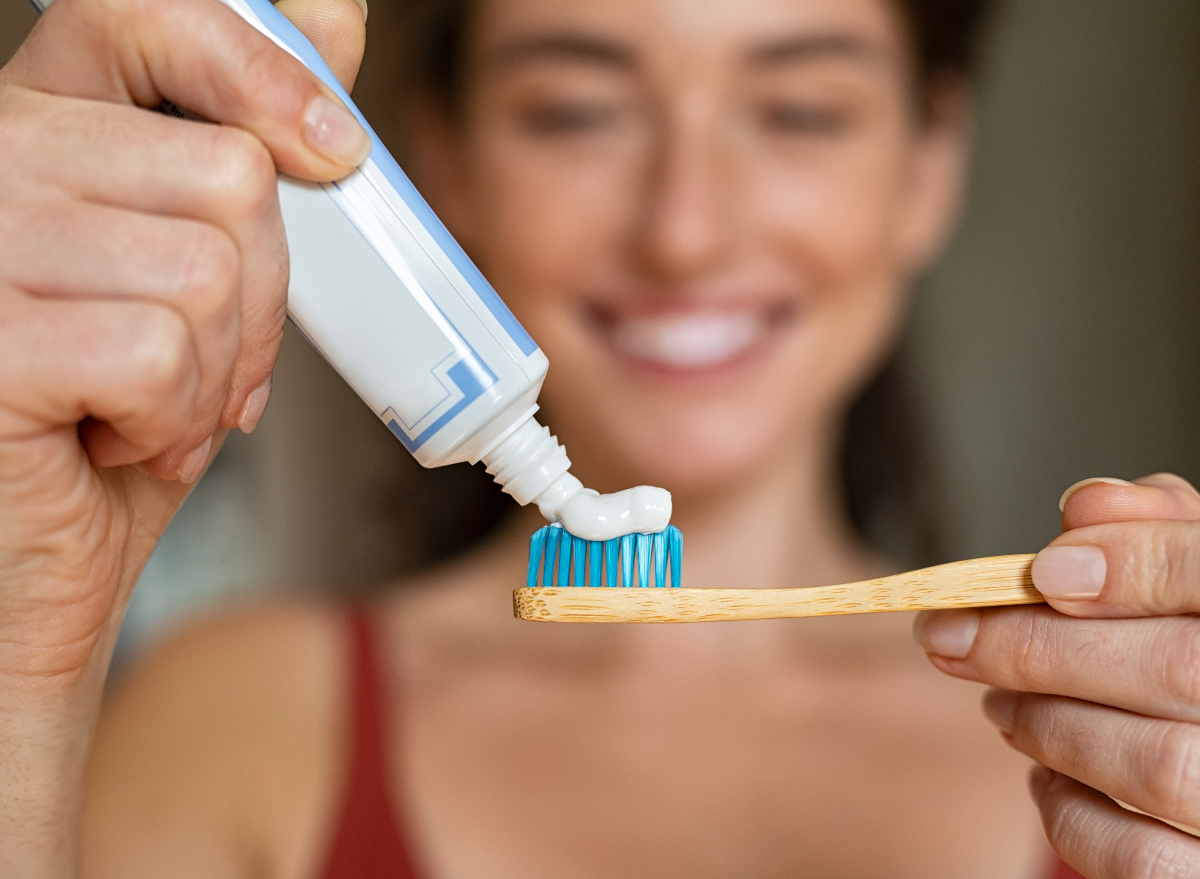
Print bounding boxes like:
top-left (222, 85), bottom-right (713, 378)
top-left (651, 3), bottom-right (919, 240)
top-left (748, 34), bottom-right (883, 67)
top-left (484, 31), bottom-right (883, 76)
top-left (487, 34), bottom-right (634, 72)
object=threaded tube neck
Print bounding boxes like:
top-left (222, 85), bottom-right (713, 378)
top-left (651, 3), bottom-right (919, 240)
top-left (481, 416), bottom-right (573, 507)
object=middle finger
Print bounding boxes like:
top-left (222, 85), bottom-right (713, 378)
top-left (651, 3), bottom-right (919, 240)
top-left (914, 605), bottom-right (1200, 725)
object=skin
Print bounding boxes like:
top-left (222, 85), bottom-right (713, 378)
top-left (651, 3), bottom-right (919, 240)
top-left (0, 0), bottom-right (368, 872)
top-left (0, 0), bottom-right (1196, 877)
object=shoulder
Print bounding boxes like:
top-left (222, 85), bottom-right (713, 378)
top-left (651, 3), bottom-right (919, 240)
top-left (84, 600), bottom-right (354, 879)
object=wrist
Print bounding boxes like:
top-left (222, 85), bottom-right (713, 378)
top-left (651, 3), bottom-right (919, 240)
top-left (0, 610), bottom-right (123, 878)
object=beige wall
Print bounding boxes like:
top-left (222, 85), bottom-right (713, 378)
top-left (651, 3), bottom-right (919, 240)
top-left (2, 0), bottom-right (1197, 617)
top-left (913, 0), bottom-right (1200, 557)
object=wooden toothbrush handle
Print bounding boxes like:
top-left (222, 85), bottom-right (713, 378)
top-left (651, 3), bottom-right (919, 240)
top-left (513, 554), bottom-right (1042, 623)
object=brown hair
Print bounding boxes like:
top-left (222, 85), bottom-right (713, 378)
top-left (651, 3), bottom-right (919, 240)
top-left (355, 0), bottom-right (996, 567)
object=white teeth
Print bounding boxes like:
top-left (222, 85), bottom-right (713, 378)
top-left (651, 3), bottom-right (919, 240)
top-left (609, 311), bottom-right (763, 369)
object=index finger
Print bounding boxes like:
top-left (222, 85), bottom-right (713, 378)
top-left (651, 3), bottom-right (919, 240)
top-left (3, 0), bottom-right (370, 178)
top-left (1033, 518), bottom-right (1200, 617)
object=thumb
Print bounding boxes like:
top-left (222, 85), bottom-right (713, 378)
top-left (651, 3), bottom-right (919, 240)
top-left (275, 0), bottom-right (367, 92)
top-left (5, 0), bottom-right (370, 179)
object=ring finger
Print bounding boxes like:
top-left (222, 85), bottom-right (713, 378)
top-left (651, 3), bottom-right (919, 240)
top-left (986, 688), bottom-right (1200, 831)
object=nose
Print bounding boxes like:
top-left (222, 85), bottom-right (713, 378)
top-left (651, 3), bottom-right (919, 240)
top-left (633, 100), bottom-right (735, 283)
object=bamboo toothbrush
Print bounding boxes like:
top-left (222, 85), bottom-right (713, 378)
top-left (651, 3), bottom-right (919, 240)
top-left (514, 554), bottom-right (1042, 623)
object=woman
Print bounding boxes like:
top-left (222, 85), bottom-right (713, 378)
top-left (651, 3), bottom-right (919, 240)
top-left (1, 0), bottom-right (1198, 876)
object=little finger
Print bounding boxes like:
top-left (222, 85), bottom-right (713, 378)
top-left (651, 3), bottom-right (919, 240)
top-left (1030, 767), bottom-right (1200, 879)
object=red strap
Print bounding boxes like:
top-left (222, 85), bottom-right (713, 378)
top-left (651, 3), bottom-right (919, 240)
top-left (320, 610), bottom-right (423, 879)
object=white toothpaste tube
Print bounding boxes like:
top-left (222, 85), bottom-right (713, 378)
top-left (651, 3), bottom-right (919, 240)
top-left (29, 0), bottom-right (671, 538)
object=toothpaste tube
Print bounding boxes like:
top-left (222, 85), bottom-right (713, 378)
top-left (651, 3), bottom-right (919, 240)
top-left (28, 0), bottom-right (672, 536)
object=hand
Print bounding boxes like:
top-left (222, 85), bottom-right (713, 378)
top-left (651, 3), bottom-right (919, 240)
top-left (914, 473), bottom-right (1200, 878)
top-left (0, 0), bottom-right (365, 872)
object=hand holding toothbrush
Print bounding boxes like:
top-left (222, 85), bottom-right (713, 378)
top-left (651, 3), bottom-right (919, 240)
top-left (915, 474), bottom-right (1200, 877)
top-left (0, 0), bottom-right (366, 872)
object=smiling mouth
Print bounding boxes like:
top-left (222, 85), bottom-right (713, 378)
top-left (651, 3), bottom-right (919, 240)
top-left (590, 303), bottom-right (797, 373)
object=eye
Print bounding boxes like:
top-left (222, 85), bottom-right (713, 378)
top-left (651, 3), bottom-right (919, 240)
top-left (518, 101), bottom-right (620, 135)
top-left (758, 102), bottom-right (850, 136)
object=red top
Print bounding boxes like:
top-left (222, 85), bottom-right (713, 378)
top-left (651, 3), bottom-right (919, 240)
top-left (319, 611), bottom-right (1085, 879)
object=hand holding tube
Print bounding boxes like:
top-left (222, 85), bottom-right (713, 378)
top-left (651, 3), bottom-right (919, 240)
top-left (0, 0), bottom-right (365, 872)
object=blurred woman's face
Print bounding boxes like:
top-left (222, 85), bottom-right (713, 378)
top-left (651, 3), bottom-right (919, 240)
top-left (418, 0), bottom-right (967, 497)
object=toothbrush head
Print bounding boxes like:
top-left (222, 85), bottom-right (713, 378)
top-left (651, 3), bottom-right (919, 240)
top-left (527, 524), bottom-right (683, 588)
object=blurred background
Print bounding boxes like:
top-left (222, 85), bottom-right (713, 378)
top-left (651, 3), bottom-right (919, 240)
top-left (3, 0), bottom-right (1198, 662)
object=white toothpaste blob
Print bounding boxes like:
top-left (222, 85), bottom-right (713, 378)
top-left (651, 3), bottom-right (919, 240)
top-left (532, 472), bottom-right (672, 541)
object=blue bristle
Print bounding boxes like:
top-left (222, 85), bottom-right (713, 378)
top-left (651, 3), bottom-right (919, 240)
top-left (556, 532), bottom-right (572, 586)
top-left (527, 523), bottom-right (685, 590)
top-left (527, 527), bottom-right (548, 588)
top-left (652, 531), bottom-right (667, 587)
top-left (543, 525), bottom-right (562, 588)
top-left (620, 534), bottom-right (635, 587)
top-left (572, 535), bottom-right (587, 586)
top-left (669, 525), bottom-right (683, 588)
top-left (636, 533), bottom-right (651, 588)
top-left (589, 541), bottom-right (603, 587)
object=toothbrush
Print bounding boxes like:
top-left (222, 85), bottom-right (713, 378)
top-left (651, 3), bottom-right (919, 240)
top-left (514, 553), bottom-right (1042, 622)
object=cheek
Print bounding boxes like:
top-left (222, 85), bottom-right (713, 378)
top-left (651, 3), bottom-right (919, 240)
top-left (460, 138), bottom-right (634, 328)
top-left (752, 140), bottom-right (917, 382)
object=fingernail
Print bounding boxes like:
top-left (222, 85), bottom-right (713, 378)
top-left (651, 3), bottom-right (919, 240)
top-left (1059, 477), bottom-right (1133, 512)
top-left (1032, 545), bottom-right (1107, 599)
top-left (1028, 764), bottom-right (1056, 798)
top-left (913, 609), bottom-right (980, 659)
top-left (351, 0), bottom-right (367, 22)
top-left (177, 435), bottom-right (213, 484)
top-left (238, 376), bottom-right (272, 434)
top-left (303, 94), bottom-right (371, 167)
top-left (983, 689), bottom-right (1016, 734)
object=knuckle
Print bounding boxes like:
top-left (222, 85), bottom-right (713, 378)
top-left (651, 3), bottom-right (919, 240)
top-left (1160, 624), bottom-right (1200, 715)
top-left (124, 305), bottom-right (194, 396)
top-left (206, 126), bottom-right (278, 219)
top-left (1146, 725), bottom-right (1200, 825)
top-left (1119, 827), bottom-right (1193, 879)
top-left (1007, 612), bottom-right (1058, 688)
top-left (173, 224), bottom-right (240, 321)
top-left (1039, 779), bottom-right (1086, 855)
